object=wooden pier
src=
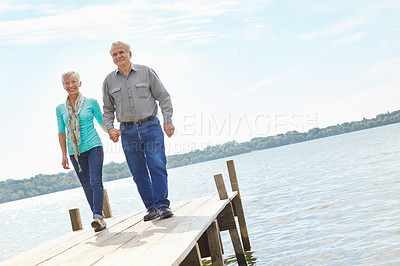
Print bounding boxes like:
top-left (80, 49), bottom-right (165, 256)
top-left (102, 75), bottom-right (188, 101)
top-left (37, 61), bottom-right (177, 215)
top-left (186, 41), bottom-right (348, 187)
top-left (1, 160), bottom-right (250, 266)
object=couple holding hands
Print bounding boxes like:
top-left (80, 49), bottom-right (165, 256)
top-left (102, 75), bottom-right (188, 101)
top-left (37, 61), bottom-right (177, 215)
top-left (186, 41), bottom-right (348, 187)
top-left (56, 41), bottom-right (174, 232)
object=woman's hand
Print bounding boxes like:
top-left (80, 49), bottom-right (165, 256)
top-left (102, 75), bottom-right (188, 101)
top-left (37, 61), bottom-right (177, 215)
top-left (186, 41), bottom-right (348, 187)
top-left (62, 156), bottom-right (70, 169)
top-left (108, 128), bottom-right (121, 143)
top-left (58, 133), bottom-right (69, 169)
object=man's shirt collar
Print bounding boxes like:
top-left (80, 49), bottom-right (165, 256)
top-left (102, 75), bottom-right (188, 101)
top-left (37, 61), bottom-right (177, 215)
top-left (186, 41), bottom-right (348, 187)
top-left (115, 63), bottom-right (137, 75)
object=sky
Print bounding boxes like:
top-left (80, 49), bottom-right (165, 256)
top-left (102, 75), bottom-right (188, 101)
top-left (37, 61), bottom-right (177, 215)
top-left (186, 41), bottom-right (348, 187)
top-left (0, 0), bottom-right (399, 181)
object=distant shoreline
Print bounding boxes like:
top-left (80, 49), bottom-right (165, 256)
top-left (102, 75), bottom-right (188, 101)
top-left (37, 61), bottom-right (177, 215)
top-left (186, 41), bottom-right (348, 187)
top-left (1, 110), bottom-right (399, 204)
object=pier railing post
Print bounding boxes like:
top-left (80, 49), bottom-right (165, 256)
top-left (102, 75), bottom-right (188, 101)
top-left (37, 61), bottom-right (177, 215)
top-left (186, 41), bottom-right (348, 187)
top-left (69, 208), bottom-right (82, 231)
top-left (214, 174), bottom-right (247, 266)
top-left (226, 160), bottom-right (251, 251)
top-left (103, 189), bottom-right (112, 218)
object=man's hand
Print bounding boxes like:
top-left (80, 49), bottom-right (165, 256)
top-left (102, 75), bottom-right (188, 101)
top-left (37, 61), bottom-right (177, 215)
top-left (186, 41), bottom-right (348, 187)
top-left (163, 123), bottom-right (175, 138)
top-left (62, 156), bottom-right (70, 169)
top-left (108, 128), bottom-right (121, 143)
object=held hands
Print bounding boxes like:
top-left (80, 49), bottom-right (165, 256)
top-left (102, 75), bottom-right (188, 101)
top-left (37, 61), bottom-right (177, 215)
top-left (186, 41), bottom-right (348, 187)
top-left (62, 156), bottom-right (70, 169)
top-left (163, 123), bottom-right (175, 138)
top-left (108, 124), bottom-right (173, 142)
top-left (108, 128), bottom-right (121, 143)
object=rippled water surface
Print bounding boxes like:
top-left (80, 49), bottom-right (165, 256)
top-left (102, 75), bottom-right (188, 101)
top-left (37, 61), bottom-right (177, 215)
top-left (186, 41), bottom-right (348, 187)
top-left (1, 123), bottom-right (400, 265)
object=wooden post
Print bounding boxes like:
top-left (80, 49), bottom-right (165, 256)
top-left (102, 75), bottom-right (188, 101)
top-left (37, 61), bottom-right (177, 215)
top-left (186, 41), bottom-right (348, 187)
top-left (69, 208), bottom-right (82, 231)
top-left (226, 160), bottom-right (241, 196)
top-left (198, 229), bottom-right (225, 259)
top-left (207, 220), bottom-right (224, 266)
top-left (180, 243), bottom-right (202, 266)
top-left (197, 232), bottom-right (210, 258)
top-left (214, 174), bottom-right (228, 200)
top-left (214, 174), bottom-right (247, 266)
top-left (226, 160), bottom-right (251, 251)
top-left (103, 189), bottom-right (112, 218)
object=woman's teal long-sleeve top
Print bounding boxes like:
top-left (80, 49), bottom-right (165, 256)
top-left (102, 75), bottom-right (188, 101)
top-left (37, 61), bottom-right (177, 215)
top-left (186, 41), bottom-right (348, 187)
top-left (56, 98), bottom-right (103, 156)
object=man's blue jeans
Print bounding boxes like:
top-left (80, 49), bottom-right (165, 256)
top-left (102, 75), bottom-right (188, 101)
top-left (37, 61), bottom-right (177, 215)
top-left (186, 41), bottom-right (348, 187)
top-left (120, 117), bottom-right (170, 210)
top-left (70, 146), bottom-right (104, 219)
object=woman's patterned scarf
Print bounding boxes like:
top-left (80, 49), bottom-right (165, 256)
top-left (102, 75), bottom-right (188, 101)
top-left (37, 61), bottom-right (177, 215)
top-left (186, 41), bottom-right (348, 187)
top-left (66, 93), bottom-right (85, 172)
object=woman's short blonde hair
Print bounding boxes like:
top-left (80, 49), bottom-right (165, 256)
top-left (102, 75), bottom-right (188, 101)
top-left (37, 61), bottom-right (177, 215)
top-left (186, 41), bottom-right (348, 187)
top-left (61, 70), bottom-right (80, 85)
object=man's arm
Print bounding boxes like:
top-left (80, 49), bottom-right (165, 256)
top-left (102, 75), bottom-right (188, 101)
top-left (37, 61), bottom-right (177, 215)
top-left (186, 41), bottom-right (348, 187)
top-left (102, 79), bottom-right (121, 142)
top-left (148, 67), bottom-right (175, 137)
top-left (102, 79), bottom-right (116, 132)
top-left (148, 67), bottom-right (173, 125)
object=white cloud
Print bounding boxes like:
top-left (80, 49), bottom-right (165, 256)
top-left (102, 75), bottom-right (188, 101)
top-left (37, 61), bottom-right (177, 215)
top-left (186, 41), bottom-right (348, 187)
top-left (0, 0), bottom-right (276, 45)
top-left (0, 3), bottom-right (145, 44)
top-left (330, 32), bottom-right (364, 47)
top-left (362, 58), bottom-right (400, 78)
top-left (150, 0), bottom-right (239, 16)
top-left (323, 18), bottom-right (365, 35)
top-left (202, 61), bottom-right (314, 111)
top-left (382, 27), bottom-right (400, 32)
top-left (243, 24), bottom-right (272, 40)
top-left (299, 17), bottom-right (365, 40)
top-left (0, 0), bottom-right (63, 14)
top-left (175, 18), bottom-right (213, 25)
top-left (0, 2), bottom-right (31, 11)
top-left (299, 32), bottom-right (317, 41)
top-left (0, 0), bottom-right (244, 45)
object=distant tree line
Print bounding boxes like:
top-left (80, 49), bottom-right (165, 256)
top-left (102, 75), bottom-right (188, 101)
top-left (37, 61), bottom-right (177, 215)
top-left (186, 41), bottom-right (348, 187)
top-left (1, 110), bottom-right (399, 204)
top-left (0, 162), bottom-right (131, 204)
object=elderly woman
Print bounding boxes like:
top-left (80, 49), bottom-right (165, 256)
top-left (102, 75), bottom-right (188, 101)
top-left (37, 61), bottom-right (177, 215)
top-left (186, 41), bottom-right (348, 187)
top-left (56, 70), bottom-right (107, 232)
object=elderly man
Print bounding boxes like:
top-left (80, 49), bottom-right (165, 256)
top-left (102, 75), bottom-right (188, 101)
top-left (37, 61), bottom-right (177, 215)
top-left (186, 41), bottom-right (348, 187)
top-left (102, 41), bottom-right (175, 221)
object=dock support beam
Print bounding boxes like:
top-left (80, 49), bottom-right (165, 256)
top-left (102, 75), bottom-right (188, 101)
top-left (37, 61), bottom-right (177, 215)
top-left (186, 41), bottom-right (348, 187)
top-left (207, 220), bottom-right (224, 266)
top-left (227, 160), bottom-right (251, 251)
top-left (180, 243), bottom-right (202, 266)
top-left (103, 189), bottom-right (112, 218)
top-left (214, 174), bottom-right (247, 266)
top-left (69, 208), bottom-right (82, 231)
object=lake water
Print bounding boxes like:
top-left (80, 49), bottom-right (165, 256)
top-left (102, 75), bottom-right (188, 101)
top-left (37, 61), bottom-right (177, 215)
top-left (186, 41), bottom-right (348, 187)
top-left (1, 123), bottom-right (400, 265)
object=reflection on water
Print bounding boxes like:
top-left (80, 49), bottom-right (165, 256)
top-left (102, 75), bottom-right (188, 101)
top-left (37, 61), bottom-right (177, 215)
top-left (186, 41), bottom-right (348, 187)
top-left (1, 123), bottom-right (400, 264)
top-left (202, 251), bottom-right (258, 265)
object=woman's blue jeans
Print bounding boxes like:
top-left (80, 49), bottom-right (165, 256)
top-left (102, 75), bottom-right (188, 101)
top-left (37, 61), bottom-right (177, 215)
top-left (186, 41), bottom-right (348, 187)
top-left (70, 146), bottom-right (104, 219)
top-left (120, 117), bottom-right (170, 210)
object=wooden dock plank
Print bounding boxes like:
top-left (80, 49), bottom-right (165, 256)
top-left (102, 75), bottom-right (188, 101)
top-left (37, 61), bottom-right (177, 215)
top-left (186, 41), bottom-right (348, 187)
top-left (39, 200), bottom-right (190, 266)
top-left (93, 195), bottom-right (218, 265)
top-left (0, 211), bottom-right (135, 266)
top-left (1, 192), bottom-right (239, 266)
top-left (137, 195), bottom-right (234, 266)
top-left (1, 201), bottom-right (186, 266)
top-left (96, 192), bottom-right (237, 266)
top-left (40, 212), bottom-right (146, 265)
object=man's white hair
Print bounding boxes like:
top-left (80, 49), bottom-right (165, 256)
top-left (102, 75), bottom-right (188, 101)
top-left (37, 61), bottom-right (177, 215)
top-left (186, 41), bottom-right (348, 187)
top-left (109, 41), bottom-right (131, 56)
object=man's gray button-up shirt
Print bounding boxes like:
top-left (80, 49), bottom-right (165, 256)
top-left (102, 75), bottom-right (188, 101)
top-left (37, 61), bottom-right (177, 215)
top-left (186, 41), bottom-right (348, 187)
top-left (102, 63), bottom-right (173, 132)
